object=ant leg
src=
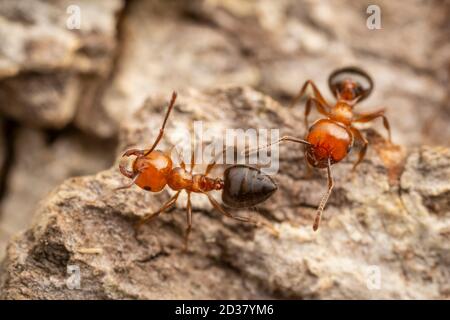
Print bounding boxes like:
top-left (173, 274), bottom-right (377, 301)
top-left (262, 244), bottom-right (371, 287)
top-left (290, 80), bottom-right (331, 113)
top-left (144, 91), bottom-right (178, 156)
top-left (136, 191), bottom-right (181, 228)
top-left (180, 160), bottom-right (186, 170)
top-left (172, 146), bottom-right (186, 169)
top-left (205, 192), bottom-right (279, 237)
top-left (181, 112), bottom-right (200, 258)
top-left (305, 98), bottom-right (312, 129)
top-left (290, 80), bottom-right (328, 108)
top-left (313, 158), bottom-right (334, 231)
top-left (183, 192), bottom-right (192, 251)
top-left (310, 97), bottom-right (330, 115)
top-left (189, 148), bottom-right (195, 174)
top-left (349, 127), bottom-right (368, 171)
top-left (200, 145), bottom-right (234, 176)
top-left (165, 143), bottom-right (177, 159)
top-left (205, 146), bottom-right (230, 175)
top-left (305, 97), bottom-right (330, 129)
top-left (205, 160), bottom-right (217, 176)
top-left (115, 174), bottom-right (140, 191)
top-left (304, 159), bottom-right (313, 178)
top-left (353, 109), bottom-right (392, 142)
top-left (244, 135), bottom-right (311, 156)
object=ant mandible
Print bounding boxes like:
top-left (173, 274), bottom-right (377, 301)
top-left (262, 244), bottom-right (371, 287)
top-left (251, 67), bottom-right (392, 231)
top-left (116, 92), bottom-right (278, 249)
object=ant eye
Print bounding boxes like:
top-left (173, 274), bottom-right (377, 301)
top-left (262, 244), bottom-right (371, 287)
top-left (328, 67), bottom-right (373, 101)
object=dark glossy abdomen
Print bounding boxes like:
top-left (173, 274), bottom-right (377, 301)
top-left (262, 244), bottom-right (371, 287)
top-left (222, 165), bottom-right (277, 208)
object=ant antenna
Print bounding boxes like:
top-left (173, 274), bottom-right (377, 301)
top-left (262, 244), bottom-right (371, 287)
top-left (349, 94), bottom-right (363, 106)
top-left (243, 135), bottom-right (311, 156)
top-left (313, 157), bottom-right (334, 231)
top-left (144, 91), bottom-right (178, 156)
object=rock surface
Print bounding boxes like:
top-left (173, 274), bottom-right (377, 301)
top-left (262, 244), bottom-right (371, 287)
top-left (0, 0), bottom-right (448, 138)
top-left (98, 0), bottom-right (259, 138)
top-left (0, 0), bottom-right (449, 300)
top-left (0, 87), bottom-right (448, 299)
top-left (0, 128), bottom-right (115, 259)
top-left (96, 0), bottom-right (450, 145)
top-left (0, 119), bottom-right (6, 256)
top-left (0, 0), bottom-right (124, 129)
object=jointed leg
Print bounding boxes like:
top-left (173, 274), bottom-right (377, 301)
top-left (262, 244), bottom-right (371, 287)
top-left (304, 97), bottom-right (331, 129)
top-left (144, 91), bottom-right (178, 156)
top-left (184, 192), bottom-right (192, 251)
top-left (137, 191), bottom-right (181, 227)
top-left (189, 148), bottom-right (195, 174)
top-left (290, 80), bottom-right (331, 112)
top-left (165, 143), bottom-right (177, 160)
top-left (205, 192), bottom-right (279, 237)
top-left (291, 80), bottom-right (331, 132)
top-left (115, 174), bottom-right (140, 191)
top-left (349, 127), bottom-right (368, 171)
top-left (205, 160), bottom-right (217, 176)
top-left (204, 146), bottom-right (232, 175)
top-left (171, 145), bottom-right (186, 169)
top-left (304, 160), bottom-right (313, 178)
top-left (313, 158), bottom-right (334, 231)
top-left (354, 109), bottom-right (392, 142)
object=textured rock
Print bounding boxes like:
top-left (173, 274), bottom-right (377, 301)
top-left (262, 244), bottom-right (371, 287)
top-left (0, 0), bottom-right (123, 129)
top-left (0, 119), bottom-right (4, 183)
top-left (0, 0), bottom-right (448, 142)
top-left (0, 119), bottom-right (7, 257)
top-left (0, 128), bottom-right (115, 259)
top-left (0, 0), bottom-right (122, 77)
top-left (186, 0), bottom-right (450, 147)
top-left (0, 72), bottom-right (80, 129)
top-left (0, 87), bottom-right (448, 299)
top-left (99, 0), bottom-right (259, 137)
top-left (0, 0), bottom-right (449, 300)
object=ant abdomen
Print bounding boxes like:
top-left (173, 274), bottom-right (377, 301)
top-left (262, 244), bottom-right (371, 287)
top-left (222, 165), bottom-right (277, 208)
top-left (328, 66), bottom-right (374, 102)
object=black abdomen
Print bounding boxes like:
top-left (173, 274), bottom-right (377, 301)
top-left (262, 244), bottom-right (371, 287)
top-left (222, 165), bottom-right (277, 208)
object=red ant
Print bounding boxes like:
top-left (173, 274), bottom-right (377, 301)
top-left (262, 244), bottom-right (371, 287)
top-left (250, 67), bottom-right (392, 231)
top-left (116, 92), bottom-right (278, 249)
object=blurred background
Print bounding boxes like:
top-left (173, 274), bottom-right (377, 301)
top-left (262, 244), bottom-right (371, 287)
top-left (0, 0), bottom-right (449, 259)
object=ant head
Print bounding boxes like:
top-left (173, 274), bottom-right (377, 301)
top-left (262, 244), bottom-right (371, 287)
top-left (328, 67), bottom-right (373, 103)
top-left (305, 145), bottom-right (331, 169)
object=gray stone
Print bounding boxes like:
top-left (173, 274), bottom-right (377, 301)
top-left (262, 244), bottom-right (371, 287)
top-left (0, 0), bottom-right (123, 129)
top-left (0, 128), bottom-right (115, 259)
top-left (0, 87), bottom-right (448, 299)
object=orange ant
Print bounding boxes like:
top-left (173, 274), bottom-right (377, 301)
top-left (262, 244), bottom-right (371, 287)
top-left (116, 92), bottom-right (278, 249)
top-left (250, 67), bottom-right (392, 231)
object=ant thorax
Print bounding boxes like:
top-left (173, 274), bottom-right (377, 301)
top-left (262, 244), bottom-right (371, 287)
top-left (330, 101), bottom-right (353, 125)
